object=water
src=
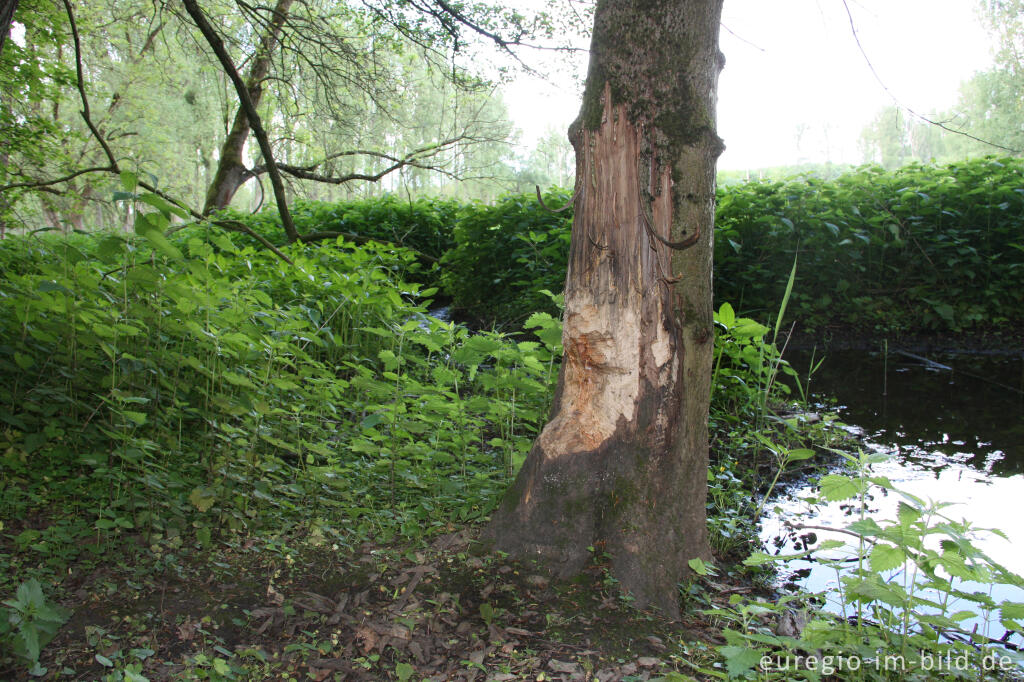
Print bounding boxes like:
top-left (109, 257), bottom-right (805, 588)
top-left (762, 350), bottom-right (1024, 642)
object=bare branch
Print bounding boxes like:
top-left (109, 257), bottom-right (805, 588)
top-left (1, 166), bottom-right (119, 193)
top-left (840, 0), bottom-right (1021, 155)
top-left (251, 137), bottom-right (473, 185)
top-left (212, 219), bottom-right (294, 264)
top-left (61, 0), bottom-right (119, 171)
top-left (535, 185), bottom-right (577, 213)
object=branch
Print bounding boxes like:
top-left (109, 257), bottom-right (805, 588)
top-left (1, 166), bottom-right (119, 193)
top-left (252, 138), bottom-right (470, 185)
top-left (535, 185), bottom-right (577, 213)
top-left (840, 0), bottom-right (1021, 155)
top-left (60, 0), bottom-right (119, 171)
top-left (212, 219), bottom-right (293, 265)
top-left (181, 0), bottom-right (300, 242)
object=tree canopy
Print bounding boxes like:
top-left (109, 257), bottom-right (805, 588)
top-left (0, 0), bottom-right (581, 237)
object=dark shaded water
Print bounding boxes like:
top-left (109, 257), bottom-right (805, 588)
top-left (799, 350), bottom-right (1024, 475)
top-left (762, 350), bottom-right (1024, 638)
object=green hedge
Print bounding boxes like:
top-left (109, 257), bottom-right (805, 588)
top-left (440, 189), bottom-right (572, 327)
top-left (228, 158), bottom-right (1024, 336)
top-left (715, 158), bottom-right (1024, 334)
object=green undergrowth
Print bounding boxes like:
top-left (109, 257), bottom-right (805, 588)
top-left (698, 447), bottom-right (1024, 681)
top-left (0, 188), bottom-right (830, 676)
top-left (0, 212), bottom-right (565, 673)
top-left (6, 176), bottom-right (1017, 678)
top-left (715, 157), bottom-right (1024, 336)
top-left (230, 158), bottom-right (1024, 337)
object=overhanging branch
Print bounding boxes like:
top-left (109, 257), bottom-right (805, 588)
top-left (252, 138), bottom-right (470, 185)
top-left (181, 0), bottom-right (300, 242)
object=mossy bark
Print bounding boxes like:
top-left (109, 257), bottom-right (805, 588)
top-left (485, 0), bottom-right (724, 617)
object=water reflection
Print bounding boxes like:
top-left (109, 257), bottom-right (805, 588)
top-left (763, 350), bottom-right (1024, 642)
top-left (794, 350), bottom-right (1024, 474)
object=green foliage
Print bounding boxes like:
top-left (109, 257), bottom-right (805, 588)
top-left (715, 448), bottom-right (1024, 680)
top-left (441, 189), bottom-right (573, 326)
top-left (219, 157), bottom-right (1024, 337)
top-left (0, 219), bottom-right (559, 609)
top-left (235, 189), bottom-right (574, 327)
top-left (715, 157), bottom-right (1024, 334)
top-left (0, 579), bottom-right (71, 676)
top-left (226, 195), bottom-right (463, 264)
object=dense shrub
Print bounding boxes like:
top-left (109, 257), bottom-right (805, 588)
top-left (218, 158), bottom-right (1024, 336)
top-left (441, 189), bottom-right (572, 327)
top-left (0, 223), bottom-right (562, 597)
top-left (715, 157), bottom-right (1024, 334)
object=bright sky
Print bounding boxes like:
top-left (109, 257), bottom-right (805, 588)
top-left (505, 0), bottom-right (995, 170)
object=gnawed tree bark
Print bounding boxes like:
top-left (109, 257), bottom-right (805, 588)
top-left (485, 0), bottom-right (725, 617)
top-left (202, 0), bottom-right (293, 214)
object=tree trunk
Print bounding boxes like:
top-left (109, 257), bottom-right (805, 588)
top-left (485, 0), bottom-right (724, 617)
top-left (0, 0), bottom-right (18, 57)
top-left (202, 0), bottom-right (293, 214)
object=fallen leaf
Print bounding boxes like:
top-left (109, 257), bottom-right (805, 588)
top-left (176, 618), bottom-right (197, 641)
top-left (354, 624), bottom-right (379, 654)
top-left (526, 575), bottom-right (550, 589)
top-left (548, 659), bottom-right (580, 674)
top-left (505, 627), bottom-right (533, 637)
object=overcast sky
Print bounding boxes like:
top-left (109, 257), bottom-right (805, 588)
top-left (504, 0), bottom-right (996, 170)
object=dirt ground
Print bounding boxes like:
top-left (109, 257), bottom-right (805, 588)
top-left (22, 525), bottom-right (759, 681)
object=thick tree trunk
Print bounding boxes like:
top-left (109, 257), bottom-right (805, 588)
top-left (202, 0), bottom-right (293, 214)
top-left (486, 0), bottom-right (724, 617)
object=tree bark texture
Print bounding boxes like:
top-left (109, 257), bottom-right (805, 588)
top-left (486, 0), bottom-right (725, 617)
top-left (202, 0), bottom-right (293, 214)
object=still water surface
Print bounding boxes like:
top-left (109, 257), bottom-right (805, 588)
top-left (762, 350), bottom-right (1024, 640)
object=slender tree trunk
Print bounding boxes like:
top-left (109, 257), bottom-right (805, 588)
top-left (202, 0), bottom-right (293, 214)
top-left (0, 0), bottom-right (18, 235)
top-left (485, 0), bottom-right (725, 617)
top-left (0, 0), bottom-right (18, 56)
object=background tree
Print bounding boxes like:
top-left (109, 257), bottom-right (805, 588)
top-left (0, 0), bottom-right (554, 236)
top-left (859, 1), bottom-right (1024, 167)
top-left (486, 0), bottom-right (725, 617)
top-left (0, 0), bottom-right (17, 56)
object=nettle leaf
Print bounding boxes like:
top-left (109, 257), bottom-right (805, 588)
top-left (731, 319), bottom-right (768, 339)
top-left (786, 448), bottom-right (816, 462)
top-left (870, 543), bottom-right (906, 572)
top-left (188, 487), bottom-right (216, 513)
top-left (119, 170), bottom-right (138, 192)
top-left (818, 474), bottom-right (866, 501)
top-left (378, 349), bottom-right (400, 371)
top-left (742, 552), bottom-right (776, 567)
top-left (222, 372), bottom-right (256, 388)
top-left (717, 644), bottom-right (764, 677)
top-left (1000, 602), bottom-right (1024, 622)
top-left (848, 517), bottom-right (883, 537)
top-left (139, 193), bottom-right (189, 220)
top-left (688, 557), bottom-right (716, 576)
top-left (897, 501), bottom-right (921, 528)
top-left (715, 302), bottom-right (736, 329)
top-left (135, 213), bottom-right (183, 261)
